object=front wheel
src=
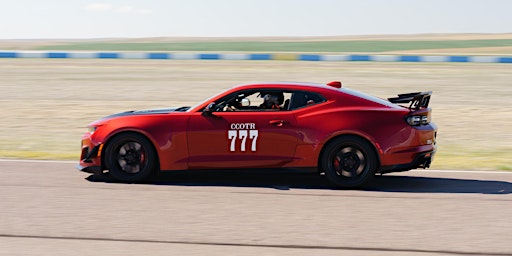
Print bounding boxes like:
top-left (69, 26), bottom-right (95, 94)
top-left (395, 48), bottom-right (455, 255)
top-left (320, 136), bottom-right (377, 188)
top-left (104, 133), bottom-right (158, 182)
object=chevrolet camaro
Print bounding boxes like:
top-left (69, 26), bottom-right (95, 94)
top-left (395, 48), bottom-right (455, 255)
top-left (78, 81), bottom-right (437, 187)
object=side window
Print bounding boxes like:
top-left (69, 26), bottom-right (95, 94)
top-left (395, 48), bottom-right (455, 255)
top-left (251, 91), bottom-right (292, 111)
top-left (222, 90), bottom-right (292, 112)
top-left (289, 91), bottom-right (326, 110)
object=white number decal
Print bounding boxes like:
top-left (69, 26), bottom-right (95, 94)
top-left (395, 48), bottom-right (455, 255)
top-left (250, 130), bottom-right (258, 151)
top-left (228, 129), bottom-right (259, 152)
top-left (238, 130), bottom-right (248, 151)
top-left (228, 130), bottom-right (237, 152)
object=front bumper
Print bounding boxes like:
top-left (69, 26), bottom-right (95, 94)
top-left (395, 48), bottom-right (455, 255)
top-left (78, 133), bottom-right (103, 174)
top-left (76, 164), bottom-right (102, 174)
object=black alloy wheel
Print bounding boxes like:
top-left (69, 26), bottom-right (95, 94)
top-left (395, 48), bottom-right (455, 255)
top-left (104, 133), bottom-right (157, 182)
top-left (321, 136), bottom-right (377, 188)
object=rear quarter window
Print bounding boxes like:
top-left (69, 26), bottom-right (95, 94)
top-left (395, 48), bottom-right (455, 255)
top-left (288, 91), bottom-right (326, 110)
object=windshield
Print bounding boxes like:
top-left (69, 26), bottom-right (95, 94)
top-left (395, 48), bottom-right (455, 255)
top-left (187, 88), bottom-right (230, 112)
top-left (175, 106), bottom-right (191, 112)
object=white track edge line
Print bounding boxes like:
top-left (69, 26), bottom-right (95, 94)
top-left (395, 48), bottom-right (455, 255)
top-left (411, 169), bottom-right (512, 174)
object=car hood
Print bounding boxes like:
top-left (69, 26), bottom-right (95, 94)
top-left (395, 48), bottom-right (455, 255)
top-left (103, 107), bottom-right (190, 119)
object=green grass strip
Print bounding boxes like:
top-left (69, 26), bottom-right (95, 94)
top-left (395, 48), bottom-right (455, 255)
top-left (34, 39), bottom-right (512, 52)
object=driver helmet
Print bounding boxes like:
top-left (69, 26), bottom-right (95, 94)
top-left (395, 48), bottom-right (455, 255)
top-left (261, 92), bottom-right (284, 109)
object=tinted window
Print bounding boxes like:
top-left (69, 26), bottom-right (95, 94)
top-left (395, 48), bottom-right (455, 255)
top-left (214, 89), bottom-right (292, 112)
top-left (288, 91), bottom-right (325, 110)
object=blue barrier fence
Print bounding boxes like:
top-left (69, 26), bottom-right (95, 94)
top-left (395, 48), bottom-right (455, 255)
top-left (0, 51), bottom-right (511, 63)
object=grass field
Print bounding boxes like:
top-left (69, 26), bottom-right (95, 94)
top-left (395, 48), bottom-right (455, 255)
top-left (30, 39), bottom-right (512, 53)
top-left (0, 59), bottom-right (510, 170)
top-left (2, 34), bottom-right (512, 54)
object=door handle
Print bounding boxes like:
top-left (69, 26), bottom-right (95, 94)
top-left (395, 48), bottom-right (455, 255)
top-left (269, 120), bottom-right (288, 127)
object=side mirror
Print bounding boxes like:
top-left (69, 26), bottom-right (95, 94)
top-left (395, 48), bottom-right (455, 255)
top-left (202, 102), bottom-right (216, 117)
top-left (240, 98), bottom-right (250, 107)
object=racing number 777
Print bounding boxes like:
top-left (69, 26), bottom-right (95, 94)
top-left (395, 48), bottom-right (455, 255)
top-left (228, 129), bottom-right (259, 152)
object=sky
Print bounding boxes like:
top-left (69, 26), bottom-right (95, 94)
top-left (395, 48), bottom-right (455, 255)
top-left (0, 0), bottom-right (511, 39)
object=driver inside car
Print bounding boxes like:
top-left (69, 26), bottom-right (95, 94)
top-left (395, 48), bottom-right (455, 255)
top-left (260, 92), bottom-right (284, 110)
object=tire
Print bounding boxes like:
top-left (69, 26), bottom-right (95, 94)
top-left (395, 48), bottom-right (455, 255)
top-left (320, 136), bottom-right (377, 188)
top-left (104, 133), bottom-right (157, 182)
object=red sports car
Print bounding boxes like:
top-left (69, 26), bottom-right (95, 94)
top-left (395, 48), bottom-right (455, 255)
top-left (78, 81), bottom-right (437, 187)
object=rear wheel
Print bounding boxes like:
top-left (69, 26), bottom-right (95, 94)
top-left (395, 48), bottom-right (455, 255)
top-left (321, 136), bottom-right (377, 188)
top-left (104, 133), bottom-right (157, 182)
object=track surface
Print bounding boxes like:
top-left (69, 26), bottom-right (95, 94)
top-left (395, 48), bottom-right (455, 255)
top-left (1, 160), bottom-right (511, 256)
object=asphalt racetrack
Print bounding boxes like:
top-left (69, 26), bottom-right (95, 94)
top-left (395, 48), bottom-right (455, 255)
top-left (1, 159), bottom-right (511, 255)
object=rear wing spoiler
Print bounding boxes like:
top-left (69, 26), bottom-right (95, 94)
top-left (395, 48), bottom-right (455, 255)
top-left (388, 91), bottom-right (432, 110)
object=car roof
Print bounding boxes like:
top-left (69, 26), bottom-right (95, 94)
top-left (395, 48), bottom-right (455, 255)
top-left (190, 81), bottom-right (401, 112)
top-left (232, 82), bottom-right (340, 92)
top-left (231, 81), bottom-right (401, 109)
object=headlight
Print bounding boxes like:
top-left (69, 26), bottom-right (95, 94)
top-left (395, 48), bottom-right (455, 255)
top-left (88, 126), bottom-right (98, 134)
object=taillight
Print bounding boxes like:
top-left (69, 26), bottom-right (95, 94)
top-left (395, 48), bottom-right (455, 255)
top-left (406, 115), bottom-right (430, 126)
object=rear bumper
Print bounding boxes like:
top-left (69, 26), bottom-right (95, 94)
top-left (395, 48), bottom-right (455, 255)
top-left (379, 150), bottom-right (436, 174)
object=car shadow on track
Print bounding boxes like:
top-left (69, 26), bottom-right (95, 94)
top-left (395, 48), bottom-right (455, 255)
top-left (86, 170), bottom-right (512, 194)
top-left (87, 170), bottom-right (332, 190)
top-left (365, 175), bottom-right (511, 194)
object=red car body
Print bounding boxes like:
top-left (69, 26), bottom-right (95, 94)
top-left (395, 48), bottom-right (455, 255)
top-left (78, 81), bottom-right (437, 187)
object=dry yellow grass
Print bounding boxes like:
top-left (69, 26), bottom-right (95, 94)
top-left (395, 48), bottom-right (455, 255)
top-left (0, 59), bottom-right (511, 170)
